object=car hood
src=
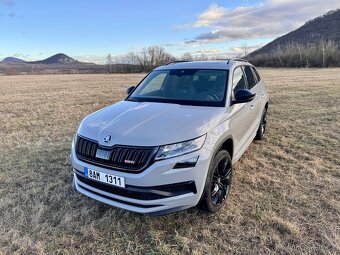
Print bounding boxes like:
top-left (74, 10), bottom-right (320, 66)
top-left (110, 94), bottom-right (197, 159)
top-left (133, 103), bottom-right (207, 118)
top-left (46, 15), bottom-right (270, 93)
top-left (78, 101), bottom-right (225, 146)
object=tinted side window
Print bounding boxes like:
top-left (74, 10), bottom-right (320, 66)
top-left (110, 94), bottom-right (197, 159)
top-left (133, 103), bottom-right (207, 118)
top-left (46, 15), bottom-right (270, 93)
top-left (252, 67), bottom-right (261, 82)
top-left (244, 66), bottom-right (257, 89)
top-left (232, 67), bottom-right (247, 94)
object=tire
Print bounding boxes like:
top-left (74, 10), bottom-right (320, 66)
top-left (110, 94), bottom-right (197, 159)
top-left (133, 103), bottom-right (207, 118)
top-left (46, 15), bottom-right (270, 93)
top-left (198, 150), bottom-right (233, 213)
top-left (255, 107), bottom-right (267, 140)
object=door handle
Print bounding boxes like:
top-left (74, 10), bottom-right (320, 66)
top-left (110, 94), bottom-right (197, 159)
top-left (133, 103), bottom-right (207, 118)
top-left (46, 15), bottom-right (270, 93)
top-left (250, 105), bottom-right (254, 109)
top-left (261, 94), bottom-right (265, 98)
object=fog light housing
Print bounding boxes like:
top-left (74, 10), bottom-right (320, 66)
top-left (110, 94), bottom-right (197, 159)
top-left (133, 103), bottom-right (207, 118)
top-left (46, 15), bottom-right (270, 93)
top-left (173, 156), bottom-right (199, 169)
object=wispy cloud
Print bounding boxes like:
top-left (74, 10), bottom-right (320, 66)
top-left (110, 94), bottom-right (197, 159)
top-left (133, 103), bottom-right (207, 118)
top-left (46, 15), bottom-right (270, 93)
top-left (0, 0), bottom-right (14, 7)
top-left (232, 43), bottom-right (264, 54)
top-left (7, 12), bottom-right (16, 17)
top-left (189, 43), bottom-right (264, 58)
top-left (73, 55), bottom-right (106, 64)
top-left (177, 0), bottom-right (340, 44)
top-left (12, 53), bottom-right (30, 59)
top-left (0, 0), bottom-right (23, 19)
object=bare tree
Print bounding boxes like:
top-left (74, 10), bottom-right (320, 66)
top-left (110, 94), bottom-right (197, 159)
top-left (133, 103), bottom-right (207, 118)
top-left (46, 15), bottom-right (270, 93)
top-left (181, 52), bottom-right (193, 61)
top-left (115, 46), bottom-right (176, 72)
top-left (194, 53), bottom-right (208, 61)
top-left (242, 43), bottom-right (249, 57)
top-left (295, 42), bottom-right (303, 67)
top-left (248, 39), bottom-right (339, 67)
top-left (106, 54), bottom-right (113, 73)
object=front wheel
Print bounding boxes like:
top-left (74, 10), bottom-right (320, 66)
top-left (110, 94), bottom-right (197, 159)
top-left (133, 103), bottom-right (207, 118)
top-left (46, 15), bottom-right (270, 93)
top-left (198, 150), bottom-right (233, 213)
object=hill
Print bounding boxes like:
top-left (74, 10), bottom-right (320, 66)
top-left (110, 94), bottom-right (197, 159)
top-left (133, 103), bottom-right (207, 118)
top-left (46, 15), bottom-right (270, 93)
top-left (2, 57), bottom-right (26, 63)
top-left (30, 53), bottom-right (78, 64)
top-left (249, 9), bottom-right (340, 58)
top-left (0, 53), bottom-right (113, 75)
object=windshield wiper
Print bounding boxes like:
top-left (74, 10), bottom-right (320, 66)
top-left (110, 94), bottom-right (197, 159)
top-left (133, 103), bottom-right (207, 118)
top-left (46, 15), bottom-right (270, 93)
top-left (126, 98), bottom-right (143, 102)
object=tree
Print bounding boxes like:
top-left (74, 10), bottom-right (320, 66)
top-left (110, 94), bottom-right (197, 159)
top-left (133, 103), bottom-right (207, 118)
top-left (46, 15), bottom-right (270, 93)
top-left (106, 54), bottom-right (113, 73)
top-left (181, 52), bottom-right (193, 61)
top-left (114, 46), bottom-right (176, 72)
top-left (242, 43), bottom-right (249, 57)
top-left (194, 53), bottom-right (208, 61)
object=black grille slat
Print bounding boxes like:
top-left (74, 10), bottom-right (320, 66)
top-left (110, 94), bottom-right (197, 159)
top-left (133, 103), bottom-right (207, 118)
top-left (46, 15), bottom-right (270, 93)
top-left (137, 150), bottom-right (145, 164)
top-left (79, 137), bottom-right (85, 155)
top-left (131, 150), bottom-right (138, 162)
top-left (116, 148), bottom-right (123, 163)
top-left (75, 136), bottom-right (155, 172)
top-left (90, 143), bottom-right (97, 158)
top-left (85, 141), bottom-right (91, 156)
top-left (78, 138), bottom-right (83, 154)
top-left (141, 150), bottom-right (149, 163)
top-left (119, 149), bottom-right (128, 164)
top-left (111, 148), bottom-right (119, 162)
top-left (84, 140), bottom-right (88, 155)
top-left (76, 138), bottom-right (81, 152)
top-left (126, 150), bottom-right (133, 161)
top-left (116, 149), bottom-right (123, 163)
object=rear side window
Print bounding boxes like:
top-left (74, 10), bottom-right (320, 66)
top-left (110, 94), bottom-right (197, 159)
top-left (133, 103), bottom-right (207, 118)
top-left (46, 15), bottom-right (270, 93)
top-left (251, 67), bottom-right (261, 82)
top-left (243, 66), bottom-right (257, 89)
top-left (232, 67), bottom-right (247, 93)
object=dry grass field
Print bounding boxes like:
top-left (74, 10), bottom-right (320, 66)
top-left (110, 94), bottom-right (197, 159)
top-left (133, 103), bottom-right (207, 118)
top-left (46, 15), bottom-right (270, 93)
top-left (0, 69), bottom-right (339, 254)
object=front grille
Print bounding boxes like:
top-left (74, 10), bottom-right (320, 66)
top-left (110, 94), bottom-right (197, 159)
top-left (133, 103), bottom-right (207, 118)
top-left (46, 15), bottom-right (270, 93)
top-left (75, 135), bottom-right (156, 172)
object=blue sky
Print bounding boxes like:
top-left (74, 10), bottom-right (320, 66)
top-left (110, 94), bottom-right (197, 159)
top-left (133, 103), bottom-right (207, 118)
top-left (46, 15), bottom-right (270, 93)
top-left (1, 0), bottom-right (339, 63)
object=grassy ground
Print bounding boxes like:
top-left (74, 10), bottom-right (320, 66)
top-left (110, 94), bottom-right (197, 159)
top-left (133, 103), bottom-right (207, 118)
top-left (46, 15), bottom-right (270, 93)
top-left (0, 69), bottom-right (339, 254)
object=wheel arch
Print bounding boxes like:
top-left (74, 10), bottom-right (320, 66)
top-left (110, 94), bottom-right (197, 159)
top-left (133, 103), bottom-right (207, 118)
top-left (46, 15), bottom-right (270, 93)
top-left (212, 136), bottom-right (234, 160)
top-left (220, 138), bottom-right (234, 160)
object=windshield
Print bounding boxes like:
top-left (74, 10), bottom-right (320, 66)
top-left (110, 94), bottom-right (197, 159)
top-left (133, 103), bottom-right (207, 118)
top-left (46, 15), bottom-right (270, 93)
top-left (127, 69), bottom-right (229, 107)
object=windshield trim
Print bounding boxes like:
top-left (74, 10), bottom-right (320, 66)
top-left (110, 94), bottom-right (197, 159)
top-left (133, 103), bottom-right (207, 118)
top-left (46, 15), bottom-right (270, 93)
top-left (126, 69), bottom-right (229, 107)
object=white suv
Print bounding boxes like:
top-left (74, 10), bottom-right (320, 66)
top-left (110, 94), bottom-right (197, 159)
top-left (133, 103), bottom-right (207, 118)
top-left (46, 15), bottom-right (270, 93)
top-left (71, 59), bottom-right (268, 215)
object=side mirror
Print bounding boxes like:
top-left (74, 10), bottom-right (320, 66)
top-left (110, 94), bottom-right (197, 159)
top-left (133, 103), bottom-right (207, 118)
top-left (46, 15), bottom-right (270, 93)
top-left (126, 86), bottom-right (135, 95)
top-left (232, 89), bottom-right (256, 105)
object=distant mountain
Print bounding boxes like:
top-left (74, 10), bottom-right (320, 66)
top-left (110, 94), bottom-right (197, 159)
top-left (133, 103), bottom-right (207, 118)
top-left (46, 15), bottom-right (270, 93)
top-left (2, 57), bottom-right (26, 63)
top-left (30, 53), bottom-right (78, 64)
top-left (249, 9), bottom-right (340, 57)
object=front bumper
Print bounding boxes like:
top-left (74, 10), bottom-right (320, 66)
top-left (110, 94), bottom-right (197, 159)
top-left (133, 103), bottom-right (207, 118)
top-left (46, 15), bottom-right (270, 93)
top-left (71, 146), bottom-right (211, 215)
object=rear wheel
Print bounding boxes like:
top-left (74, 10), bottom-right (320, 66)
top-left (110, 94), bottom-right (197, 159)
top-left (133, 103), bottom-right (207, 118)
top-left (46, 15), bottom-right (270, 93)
top-left (198, 150), bottom-right (232, 213)
top-left (255, 107), bottom-right (267, 140)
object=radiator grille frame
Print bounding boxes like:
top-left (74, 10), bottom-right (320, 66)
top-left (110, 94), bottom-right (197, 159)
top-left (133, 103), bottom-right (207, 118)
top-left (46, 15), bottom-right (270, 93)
top-left (75, 135), bottom-right (158, 173)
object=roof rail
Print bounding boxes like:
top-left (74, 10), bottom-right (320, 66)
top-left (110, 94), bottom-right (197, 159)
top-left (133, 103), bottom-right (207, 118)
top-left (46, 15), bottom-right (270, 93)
top-left (227, 58), bottom-right (249, 64)
top-left (164, 60), bottom-right (190, 65)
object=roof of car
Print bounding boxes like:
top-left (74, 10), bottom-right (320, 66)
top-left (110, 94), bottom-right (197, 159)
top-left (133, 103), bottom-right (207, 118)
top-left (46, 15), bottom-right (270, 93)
top-left (154, 59), bottom-right (252, 71)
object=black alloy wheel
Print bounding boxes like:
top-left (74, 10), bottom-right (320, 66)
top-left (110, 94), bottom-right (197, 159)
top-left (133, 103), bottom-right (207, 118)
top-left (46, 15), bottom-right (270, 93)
top-left (198, 150), bottom-right (233, 213)
top-left (211, 155), bottom-right (232, 206)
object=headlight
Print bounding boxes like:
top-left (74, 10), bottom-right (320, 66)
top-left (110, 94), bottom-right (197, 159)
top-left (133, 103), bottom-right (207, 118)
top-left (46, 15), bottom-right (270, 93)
top-left (155, 135), bottom-right (206, 160)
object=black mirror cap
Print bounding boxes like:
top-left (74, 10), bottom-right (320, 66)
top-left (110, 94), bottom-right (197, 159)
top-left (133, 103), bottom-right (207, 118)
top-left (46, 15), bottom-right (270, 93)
top-left (232, 89), bottom-right (256, 105)
top-left (126, 86), bottom-right (135, 95)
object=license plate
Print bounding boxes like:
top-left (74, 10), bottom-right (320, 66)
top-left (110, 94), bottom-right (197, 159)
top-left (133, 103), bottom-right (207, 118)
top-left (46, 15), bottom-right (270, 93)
top-left (84, 167), bottom-right (125, 188)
